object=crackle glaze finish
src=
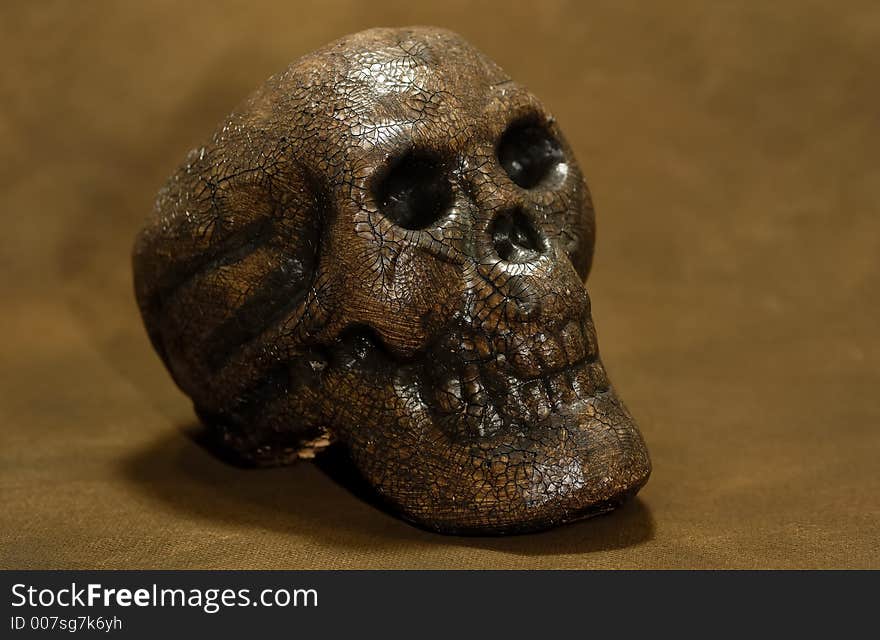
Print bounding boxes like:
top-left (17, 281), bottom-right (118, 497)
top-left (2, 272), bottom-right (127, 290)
top-left (133, 27), bottom-right (650, 534)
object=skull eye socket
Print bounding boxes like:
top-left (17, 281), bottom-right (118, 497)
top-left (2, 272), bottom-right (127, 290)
top-left (375, 151), bottom-right (453, 230)
top-left (497, 120), bottom-right (565, 189)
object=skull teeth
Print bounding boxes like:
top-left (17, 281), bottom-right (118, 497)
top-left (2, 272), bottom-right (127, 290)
top-left (424, 316), bottom-right (607, 440)
top-left (323, 316), bottom-right (607, 441)
top-left (427, 359), bottom-right (608, 441)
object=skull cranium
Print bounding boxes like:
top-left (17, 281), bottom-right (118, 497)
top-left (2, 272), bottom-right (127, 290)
top-left (133, 27), bottom-right (650, 534)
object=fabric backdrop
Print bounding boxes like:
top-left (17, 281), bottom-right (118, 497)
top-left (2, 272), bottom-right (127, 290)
top-left (2, 0), bottom-right (877, 569)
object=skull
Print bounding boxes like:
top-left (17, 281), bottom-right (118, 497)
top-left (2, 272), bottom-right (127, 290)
top-left (133, 27), bottom-right (650, 534)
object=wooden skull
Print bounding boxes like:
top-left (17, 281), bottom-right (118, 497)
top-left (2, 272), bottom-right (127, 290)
top-left (133, 27), bottom-right (650, 534)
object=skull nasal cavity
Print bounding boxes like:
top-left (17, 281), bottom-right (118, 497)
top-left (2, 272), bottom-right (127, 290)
top-left (490, 209), bottom-right (546, 263)
top-left (375, 151), bottom-right (453, 230)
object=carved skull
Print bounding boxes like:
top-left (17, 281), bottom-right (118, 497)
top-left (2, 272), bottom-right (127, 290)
top-left (133, 27), bottom-right (650, 534)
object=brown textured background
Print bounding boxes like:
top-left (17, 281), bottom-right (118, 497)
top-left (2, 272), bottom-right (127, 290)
top-left (2, 1), bottom-right (878, 569)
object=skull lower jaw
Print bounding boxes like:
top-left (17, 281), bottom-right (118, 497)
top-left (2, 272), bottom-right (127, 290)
top-left (324, 330), bottom-right (651, 535)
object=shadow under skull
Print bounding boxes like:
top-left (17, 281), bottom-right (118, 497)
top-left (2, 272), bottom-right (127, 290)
top-left (132, 26), bottom-right (651, 535)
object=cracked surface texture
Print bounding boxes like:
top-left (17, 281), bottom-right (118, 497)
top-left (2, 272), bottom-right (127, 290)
top-left (132, 27), bottom-right (650, 534)
top-left (4, 0), bottom-right (880, 569)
